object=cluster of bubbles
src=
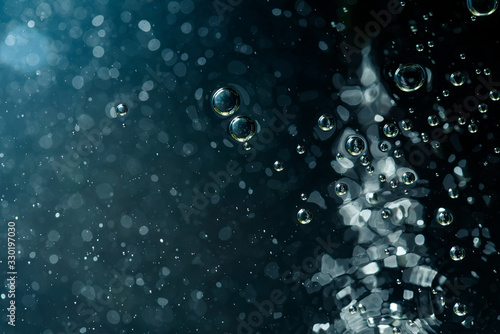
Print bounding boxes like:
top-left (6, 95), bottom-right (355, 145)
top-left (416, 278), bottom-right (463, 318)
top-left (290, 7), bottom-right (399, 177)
top-left (211, 87), bottom-right (256, 143)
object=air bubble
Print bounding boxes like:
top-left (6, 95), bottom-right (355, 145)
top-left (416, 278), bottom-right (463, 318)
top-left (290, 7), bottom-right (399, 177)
top-left (359, 154), bottom-right (371, 166)
top-left (468, 123), bottom-right (478, 133)
top-left (453, 302), bottom-right (468, 316)
top-left (467, 0), bottom-right (498, 16)
top-left (296, 144), bottom-right (305, 154)
top-left (436, 208), bottom-right (453, 226)
top-left (300, 193), bottom-right (308, 201)
top-left (366, 165), bottom-right (374, 174)
top-left (394, 64), bottom-right (426, 92)
top-left (212, 87), bottom-right (240, 116)
top-left (401, 119), bottom-right (413, 130)
top-left (243, 142), bottom-right (252, 150)
top-left (416, 44), bottom-right (424, 52)
top-left (448, 188), bottom-right (459, 198)
top-left (393, 149), bottom-right (403, 158)
top-left (379, 142), bottom-right (389, 152)
top-left (116, 103), bottom-right (128, 116)
top-left (478, 103), bottom-right (488, 113)
top-left (318, 114), bottom-right (335, 131)
top-left (297, 208), bottom-right (312, 224)
top-left (450, 246), bottom-right (465, 261)
top-left (390, 179), bottom-right (398, 188)
top-left (229, 116), bottom-right (256, 142)
top-left (345, 136), bottom-right (365, 156)
top-left (402, 171), bottom-right (416, 185)
top-left (381, 209), bottom-right (391, 219)
top-left (335, 183), bottom-right (348, 196)
top-left (273, 161), bottom-right (284, 172)
top-left (348, 306), bottom-right (357, 314)
top-left (383, 122), bottom-right (399, 137)
top-left (379, 174), bottom-right (386, 183)
top-left (490, 89), bottom-right (500, 101)
top-left (428, 115), bottom-right (439, 126)
top-left (450, 71), bottom-right (465, 86)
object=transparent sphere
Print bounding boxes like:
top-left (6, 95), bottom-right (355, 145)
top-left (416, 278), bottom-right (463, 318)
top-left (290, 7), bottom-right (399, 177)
top-left (490, 89), bottom-right (500, 101)
top-left (450, 246), bottom-right (465, 261)
top-left (345, 136), bottom-right (365, 156)
top-left (273, 160), bottom-right (284, 172)
top-left (394, 63), bottom-right (426, 92)
top-left (381, 209), bottom-right (391, 219)
top-left (296, 144), bottom-right (305, 154)
top-left (401, 119), bottom-right (413, 130)
top-left (383, 122), bottom-right (399, 137)
top-left (297, 208), bottom-right (312, 224)
top-left (229, 116), bottom-right (256, 142)
top-left (116, 103), bottom-right (128, 116)
top-left (243, 142), bottom-right (252, 150)
top-left (379, 142), bottom-right (389, 152)
top-left (453, 302), bottom-right (468, 316)
top-left (300, 193), bottom-right (308, 201)
top-left (402, 171), bottom-right (416, 185)
top-left (450, 71), bottom-right (465, 86)
top-left (335, 183), bottom-right (348, 196)
top-left (478, 103), bottom-right (488, 113)
top-left (436, 208), bottom-right (453, 226)
top-left (428, 115), bottom-right (439, 126)
top-left (467, 0), bottom-right (498, 16)
top-left (318, 114), bottom-right (335, 131)
top-left (212, 87), bottom-right (240, 116)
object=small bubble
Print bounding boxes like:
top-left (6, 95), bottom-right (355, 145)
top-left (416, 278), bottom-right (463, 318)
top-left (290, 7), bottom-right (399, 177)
top-left (335, 183), bottom-right (348, 196)
top-left (212, 87), bottom-right (240, 116)
top-left (453, 302), bottom-right (468, 316)
top-left (393, 327), bottom-right (402, 334)
top-left (379, 174), bottom-right (386, 183)
top-left (318, 114), bottom-right (335, 131)
top-left (366, 165), bottom-right (374, 174)
top-left (437, 208), bottom-right (453, 226)
top-left (394, 64), bottom-right (426, 92)
top-left (468, 123), bottom-right (478, 133)
top-left (495, 147), bottom-right (500, 154)
top-left (273, 161), bottom-right (284, 172)
top-left (300, 193), bottom-right (308, 201)
top-left (475, 68), bottom-right (482, 74)
top-left (448, 188), bottom-right (459, 198)
top-left (229, 116), bottom-right (256, 142)
top-left (459, 53), bottom-right (466, 59)
top-left (297, 208), bottom-right (312, 224)
top-left (421, 133), bottom-right (429, 142)
top-left (348, 306), bottom-right (357, 314)
top-left (383, 122), bottom-right (399, 137)
top-left (381, 209), bottom-right (391, 219)
top-left (379, 142), bottom-right (389, 152)
top-left (116, 103), bottom-right (128, 116)
top-left (478, 103), bottom-right (488, 113)
top-left (442, 90), bottom-right (449, 97)
top-left (490, 89), bottom-right (500, 101)
top-left (484, 68), bottom-right (491, 75)
top-left (416, 43), bottom-right (424, 52)
top-left (458, 117), bottom-right (466, 125)
top-left (296, 144), bottom-right (305, 154)
top-left (402, 171), bottom-right (416, 185)
top-left (408, 107), bottom-right (415, 113)
top-left (428, 115), bottom-right (439, 126)
top-left (428, 41), bottom-right (434, 47)
top-left (358, 304), bottom-right (367, 313)
top-left (243, 142), bottom-right (252, 150)
top-left (345, 136), bottom-right (365, 156)
top-left (450, 245), bottom-right (465, 261)
top-left (450, 71), bottom-right (465, 86)
top-left (359, 154), bottom-right (371, 166)
top-left (401, 119), bottom-right (413, 130)
top-left (393, 149), bottom-right (403, 158)
top-left (390, 179), bottom-right (399, 188)
top-left (336, 153), bottom-right (344, 160)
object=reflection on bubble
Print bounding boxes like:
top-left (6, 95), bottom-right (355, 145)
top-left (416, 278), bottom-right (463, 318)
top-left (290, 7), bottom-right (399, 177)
top-left (212, 87), bottom-right (240, 116)
top-left (296, 144), bottom-right (305, 154)
top-left (116, 103), bottom-right (128, 116)
top-left (450, 246), bottom-right (465, 261)
top-left (335, 183), bottom-right (348, 196)
top-left (394, 64), bottom-right (426, 92)
top-left (318, 114), bottom-right (335, 131)
top-left (229, 116), bottom-right (256, 142)
top-left (436, 208), bottom-right (453, 226)
top-left (297, 208), bottom-right (312, 224)
top-left (402, 171), bottom-right (416, 185)
top-left (273, 161), bottom-right (284, 172)
top-left (453, 302), bottom-right (468, 316)
top-left (450, 71), bottom-right (465, 86)
top-left (345, 136), bottom-right (365, 156)
top-left (383, 122), bottom-right (399, 137)
top-left (467, 0), bottom-right (498, 16)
